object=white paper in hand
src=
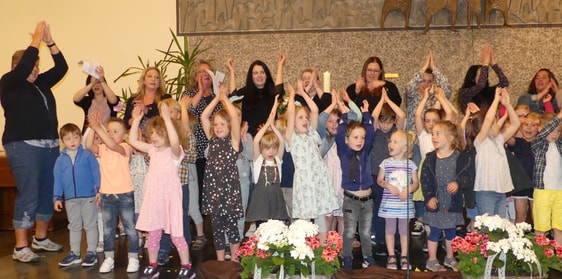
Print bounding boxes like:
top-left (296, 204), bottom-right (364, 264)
top-left (205, 69), bottom-right (225, 94)
top-left (79, 58), bottom-right (101, 79)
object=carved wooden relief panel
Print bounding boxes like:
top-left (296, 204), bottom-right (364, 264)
top-left (177, 0), bottom-right (562, 35)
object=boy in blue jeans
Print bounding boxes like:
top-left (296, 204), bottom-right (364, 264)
top-left (336, 100), bottom-right (375, 269)
top-left (53, 123), bottom-right (101, 267)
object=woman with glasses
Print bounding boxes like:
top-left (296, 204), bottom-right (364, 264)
top-left (517, 69), bottom-right (559, 113)
top-left (346, 56), bottom-right (401, 113)
top-left (404, 50), bottom-right (452, 132)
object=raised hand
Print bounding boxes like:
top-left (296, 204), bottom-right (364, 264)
top-left (31, 21), bottom-right (46, 44)
top-left (131, 105), bottom-right (144, 121)
top-left (278, 53), bottom-right (286, 67)
top-left (88, 111), bottom-right (102, 129)
top-left (297, 79), bottom-right (305, 96)
top-left (429, 49), bottom-right (436, 69)
top-left (95, 66), bottom-right (105, 81)
top-left (500, 87), bottom-right (510, 105)
top-left (421, 50), bottom-right (431, 71)
top-left (466, 102), bottom-right (480, 115)
top-left (355, 76), bottom-right (365, 92)
top-left (42, 23), bottom-right (53, 44)
top-left (361, 100), bottom-right (369, 113)
top-left (160, 102), bottom-right (171, 120)
top-left (180, 94), bottom-right (192, 108)
top-left (226, 57), bottom-right (234, 72)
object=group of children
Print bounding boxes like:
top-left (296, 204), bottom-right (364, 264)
top-left (51, 61), bottom-right (562, 277)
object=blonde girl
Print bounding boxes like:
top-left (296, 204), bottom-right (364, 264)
top-left (377, 130), bottom-right (418, 270)
top-left (200, 84), bottom-right (243, 261)
top-left (421, 120), bottom-right (474, 272)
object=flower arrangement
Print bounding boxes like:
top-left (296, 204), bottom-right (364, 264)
top-left (452, 214), bottom-right (562, 278)
top-left (236, 220), bottom-right (343, 279)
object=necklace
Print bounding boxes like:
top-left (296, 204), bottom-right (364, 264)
top-left (263, 160), bottom-right (278, 186)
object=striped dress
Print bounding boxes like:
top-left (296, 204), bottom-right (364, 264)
top-left (378, 158), bottom-right (417, 219)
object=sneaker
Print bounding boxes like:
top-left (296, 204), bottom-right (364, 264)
top-left (411, 221), bottom-right (424, 236)
top-left (370, 234), bottom-right (377, 245)
top-left (127, 257), bottom-right (140, 273)
top-left (224, 250), bottom-right (231, 260)
top-left (59, 251), bottom-right (82, 267)
top-left (342, 256), bottom-right (352, 270)
top-left (82, 251), bottom-right (98, 267)
top-left (12, 247), bottom-right (40, 263)
top-left (31, 236), bottom-right (63, 252)
top-left (157, 249), bottom-right (170, 266)
top-left (99, 257), bottom-right (114, 273)
top-left (96, 242), bottom-right (104, 253)
top-left (245, 223), bottom-right (256, 237)
top-left (362, 256), bottom-right (375, 268)
top-left (141, 265), bottom-right (160, 279)
top-left (192, 236), bottom-right (208, 251)
top-left (177, 266), bottom-right (196, 279)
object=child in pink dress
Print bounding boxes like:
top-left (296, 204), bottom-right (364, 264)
top-left (129, 103), bottom-right (194, 279)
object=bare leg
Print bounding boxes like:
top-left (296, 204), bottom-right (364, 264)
top-left (195, 222), bottom-right (204, 237)
top-left (554, 229), bottom-right (562, 245)
top-left (15, 228), bottom-right (29, 247)
top-left (35, 220), bottom-right (51, 239)
top-left (230, 243), bottom-right (240, 263)
top-left (326, 215), bottom-right (335, 231)
top-left (216, 249), bottom-right (225, 261)
top-left (514, 199), bottom-right (529, 224)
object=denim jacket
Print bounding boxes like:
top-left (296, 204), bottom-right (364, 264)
top-left (336, 112), bottom-right (375, 191)
top-left (53, 145), bottom-right (100, 202)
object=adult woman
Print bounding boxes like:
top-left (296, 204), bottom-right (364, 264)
top-left (73, 66), bottom-right (119, 132)
top-left (458, 45), bottom-right (509, 112)
top-left (123, 67), bottom-right (170, 130)
top-left (232, 54), bottom-right (286, 136)
top-left (346, 56), bottom-right (402, 113)
top-left (0, 21), bottom-right (68, 263)
top-left (517, 69), bottom-right (559, 113)
top-left (405, 50), bottom-right (452, 132)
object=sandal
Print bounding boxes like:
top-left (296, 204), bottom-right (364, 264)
top-left (192, 236), bottom-right (207, 251)
top-left (426, 259), bottom-right (446, 272)
top-left (444, 257), bottom-right (459, 271)
top-left (386, 255), bottom-right (397, 270)
top-left (400, 256), bottom-right (412, 270)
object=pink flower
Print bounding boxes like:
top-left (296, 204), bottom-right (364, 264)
top-left (544, 248), bottom-right (555, 258)
top-left (471, 257), bottom-right (478, 264)
top-left (325, 231), bottom-right (343, 251)
top-left (256, 249), bottom-right (271, 259)
top-left (555, 246), bottom-right (562, 257)
top-left (306, 236), bottom-right (321, 249)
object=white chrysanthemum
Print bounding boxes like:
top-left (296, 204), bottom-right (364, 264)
top-left (255, 220), bottom-right (289, 248)
top-left (290, 245), bottom-right (314, 260)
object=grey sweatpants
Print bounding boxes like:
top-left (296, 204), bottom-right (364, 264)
top-left (65, 197), bottom-right (98, 254)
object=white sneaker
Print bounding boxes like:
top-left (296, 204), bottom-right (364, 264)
top-left (126, 257), bottom-right (140, 273)
top-left (12, 247), bottom-right (40, 263)
top-left (99, 257), bottom-right (114, 273)
top-left (245, 223), bottom-right (256, 237)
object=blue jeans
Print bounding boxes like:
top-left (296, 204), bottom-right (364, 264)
top-left (160, 184), bottom-right (191, 252)
top-left (371, 180), bottom-right (385, 244)
top-left (5, 141), bottom-right (58, 229)
top-left (475, 191), bottom-right (507, 219)
top-left (101, 191), bottom-right (139, 257)
top-left (342, 196), bottom-right (373, 258)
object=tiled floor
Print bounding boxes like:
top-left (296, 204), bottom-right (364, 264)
top-left (1, 219), bottom-right (560, 278)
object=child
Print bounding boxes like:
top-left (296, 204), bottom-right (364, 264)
top-left (129, 102), bottom-right (195, 279)
top-left (53, 123), bottom-right (101, 267)
top-left (284, 83), bottom-right (338, 242)
top-left (85, 114), bottom-right (139, 273)
top-left (506, 111), bottom-right (539, 224)
top-left (421, 120), bottom-right (474, 272)
top-left (531, 110), bottom-right (562, 244)
top-left (156, 97), bottom-right (194, 266)
top-left (369, 89), bottom-right (405, 255)
top-left (336, 98), bottom-right (376, 270)
top-left (246, 97), bottom-right (289, 225)
top-left (378, 130), bottom-right (418, 270)
top-left (200, 84), bottom-right (244, 261)
top-left (465, 88), bottom-right (520, 218)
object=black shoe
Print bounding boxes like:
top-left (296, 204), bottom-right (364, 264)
top-left (375, 243), bottom-right (387, 257)
top-left (141, 265), bottom-right (160, 279)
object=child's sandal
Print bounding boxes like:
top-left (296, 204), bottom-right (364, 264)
top-left (444, 257), bottom-right (459, 271)
top-left (386, 255), bottom-right (398, 270)
top-left (400, 256), bottom-right (412, 270)
top-left (426, 259), bottom-right (446, 272)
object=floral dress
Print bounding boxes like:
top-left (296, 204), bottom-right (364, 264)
top-left (201, 136), bottom-right (243, 217)
top-left (290, 127), bottom-right (338, 219)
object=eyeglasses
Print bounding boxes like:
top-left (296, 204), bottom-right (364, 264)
top-left (366, 68), bottom-right (381, 74)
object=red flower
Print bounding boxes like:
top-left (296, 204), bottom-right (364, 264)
top-left (306, 236), bottom-right (321, 249)
top-left (471, 257), bottom-right (478, 264)
top-left (544, 248), bottom-right (555, 258)
top-left (555, 246), bottom-right (562, 257)
top-left (256, 249), bottom-right (271, 259)
top-left (325, 231), bottom-right (343, 251)
top-left (536, 235), bottom-right (550, 246)
top-left (321, 247), bottom-right (338, 262)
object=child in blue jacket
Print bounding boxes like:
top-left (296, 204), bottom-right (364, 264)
top-left (53, 123), bottom-right (101, 267)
